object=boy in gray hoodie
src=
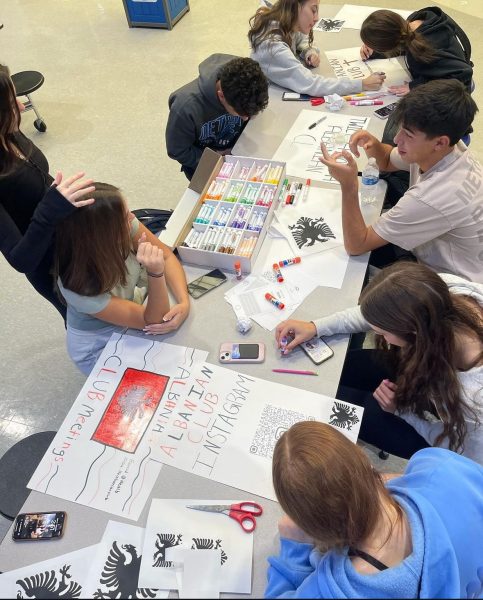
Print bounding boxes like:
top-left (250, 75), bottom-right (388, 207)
top-left (166, 54), bottom-right (269, 180)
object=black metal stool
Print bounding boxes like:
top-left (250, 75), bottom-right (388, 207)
top-left (11, 70), bottom-right (47, 132)
top-left (0, 431), bottom-right (56, 520)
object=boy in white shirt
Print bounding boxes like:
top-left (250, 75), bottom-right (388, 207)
top-left (320, 79), bottom-right (483, 283)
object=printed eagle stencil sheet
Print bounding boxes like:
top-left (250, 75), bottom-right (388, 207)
top-left (139, 499), bottom-right (253, 593)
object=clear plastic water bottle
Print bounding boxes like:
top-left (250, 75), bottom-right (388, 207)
top-left (360, 157), bottom-right (379, 205)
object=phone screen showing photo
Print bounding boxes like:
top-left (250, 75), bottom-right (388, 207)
top-left (232, 344), bottom-right (260, 359)
top-left (13, 512), bottom-right (65, 540)
top-left (187, 269), bottom-right (227, 299)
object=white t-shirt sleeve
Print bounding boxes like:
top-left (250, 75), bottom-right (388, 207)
top-left (372, 192), bottom-right (453, 251)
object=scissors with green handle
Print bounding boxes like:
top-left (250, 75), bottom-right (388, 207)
top-left (186, 502), bottom-right (263, 533)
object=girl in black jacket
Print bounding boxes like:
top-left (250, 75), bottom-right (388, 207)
top-left (0, 64), bottom-right (95, 318)
top-left (360, 7), bottom-right (473, 96)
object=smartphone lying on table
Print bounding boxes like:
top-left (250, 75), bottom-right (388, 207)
top-left (374, 102), bottom-right (398, 119)
top-left (282, 92), bottom-right (312, 101)
top-left (219, 342), bottom-right (265, 363)
top-left (187, 268), bottom-right (227, 299)
top-left (13, 511), bottom-right (66, 540)
top-left (300, 336), bottom-right (334, 365)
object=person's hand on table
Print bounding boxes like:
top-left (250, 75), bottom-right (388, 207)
top-left (319, 142), bottom-right (358, 187)
top-left (348, 130), bottom-right (380, 158)
top-left (53, 171), bottom-right (95, 208)
top-left (306, 52), bottom-right (320, 68)
top-left (278, 514), bottom-right (315, 544)
top-left (362, 72), bottom-right (386, 90)
top-left (388, 82), bottom-right (410, 96)
top-left (360, 44), bottom-right (373, 60)
top-left (373, 379), bottom-right (397, 413)
top-left (143, 301), bottom-right (190, 335)
top-left (275, 319), bottom-right (316, 354)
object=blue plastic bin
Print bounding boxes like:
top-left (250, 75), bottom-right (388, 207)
top-left (122, 0), bottom-right (189, 29)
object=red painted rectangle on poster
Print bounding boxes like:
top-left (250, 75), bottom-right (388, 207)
top-left (92, 368), bottom-right (169, 453)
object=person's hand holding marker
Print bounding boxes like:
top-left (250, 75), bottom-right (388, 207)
top-left (306, 51), bottom-right (320, 68)
top-left (362, 72), bottom-right (386, 91)
top-left (319, 142), bottom-right (358, 187)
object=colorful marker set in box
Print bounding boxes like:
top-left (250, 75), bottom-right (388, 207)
top-left (177, 155), bottom-right (286, 274)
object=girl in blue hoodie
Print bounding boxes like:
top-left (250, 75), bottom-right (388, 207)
top-left (266, 421), bottom-right (483, 598)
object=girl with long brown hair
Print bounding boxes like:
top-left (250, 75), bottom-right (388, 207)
top-left (267, 421), bottom-right (483, 598)
top-left (0, 64), bottom-right (95, 319)
top-left (360, 8), bottom-right (473, 97)
top-left (276, 263), bottom-right (483, 464)
top-left (248, 0), bottom-right (385, 97)
top-left (55, 183), bottom-right (190, 375)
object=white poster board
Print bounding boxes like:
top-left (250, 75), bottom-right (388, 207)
top-left (30, 334), bottom-right (362, 508)
top-left (271, 110), bottom-right (370, 183)
top-left (333, 4), bottom-right (411, 29)
top-left (149, 360), bottom-right (363, 500)
top-left (139, 499), bottom-right (253, 593)
top-left (325, 47), bottom-right (411, 87)
top-left (28, 333), bottom-right (208, 520)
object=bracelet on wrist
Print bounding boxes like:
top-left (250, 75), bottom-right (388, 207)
top-left (147, 271), bottom-right (164, 278)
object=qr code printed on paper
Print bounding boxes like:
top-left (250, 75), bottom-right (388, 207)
top-left (249, 404), bottom-right (315, 458)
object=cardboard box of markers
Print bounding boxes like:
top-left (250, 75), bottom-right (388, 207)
top-left (173, 148), bottom-right (286, 274)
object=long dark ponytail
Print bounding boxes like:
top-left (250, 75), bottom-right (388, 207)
top-left (361, 10), bottom-right (436, 63)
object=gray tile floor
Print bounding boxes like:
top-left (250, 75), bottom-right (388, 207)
top-left (1, 0), bottom-right (482, 542)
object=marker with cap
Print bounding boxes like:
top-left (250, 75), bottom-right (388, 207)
top-left (291, 182), bottom-right (304, 206)
top-left (350, 100), bottom-right (383, 106)
top-left (301, 179), bottom-right (311, 203)
top-left (308, 115), bottom-right (327, 130)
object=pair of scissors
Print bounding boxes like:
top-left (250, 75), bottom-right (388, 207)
top-left (186, 502), bottom-right (263, 533)
top-left (311, 97), bottom-right (325, 106)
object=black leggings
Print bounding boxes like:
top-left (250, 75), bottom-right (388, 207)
top-left (337, 349), bottom-right (430, 459)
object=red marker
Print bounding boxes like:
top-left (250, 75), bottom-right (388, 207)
top-left (265, 292), bottom-right (285, 310)
top-left (285, 183), bottom-right (296, 205)
top-left (273, 263), bottom-right (284, 283)
top-left (279, 256), bottom-right (301, 268)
